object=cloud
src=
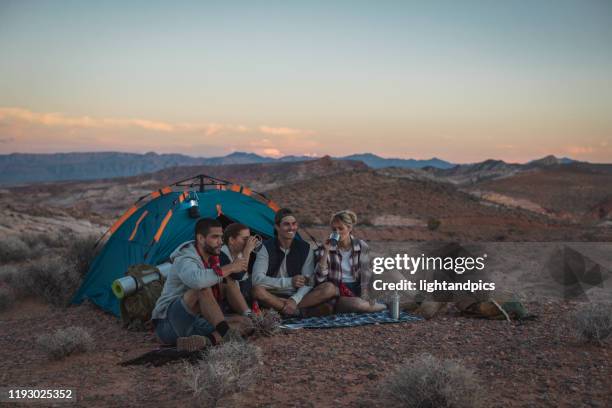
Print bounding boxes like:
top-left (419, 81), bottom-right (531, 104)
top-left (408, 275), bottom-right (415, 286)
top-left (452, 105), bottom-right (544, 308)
top-left (0, 106), bottom-right (323, 156)
top-left (259, 125), bottom-right (315, 137)
top-left (0, 107), bottom-right (250, 136)
top-left (565, 145), bottom-right (594, 155)
top-left (496, 144), bottom-right (517, 149)
top-left (262, 148), bottom-right (283, 157)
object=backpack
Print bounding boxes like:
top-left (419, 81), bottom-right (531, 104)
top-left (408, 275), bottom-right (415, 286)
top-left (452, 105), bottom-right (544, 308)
top-left (119, 264), bottom-right (165, 331)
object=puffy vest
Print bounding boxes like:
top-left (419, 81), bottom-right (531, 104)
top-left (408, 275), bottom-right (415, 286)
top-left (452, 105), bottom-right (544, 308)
top-left (263, 237), bottom-right (310, 278)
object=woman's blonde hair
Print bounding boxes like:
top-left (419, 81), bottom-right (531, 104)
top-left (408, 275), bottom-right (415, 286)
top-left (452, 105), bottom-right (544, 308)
top-left (330, 210), bottom-right (357, 227)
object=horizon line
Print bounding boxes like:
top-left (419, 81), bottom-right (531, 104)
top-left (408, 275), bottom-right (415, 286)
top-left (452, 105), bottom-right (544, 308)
top-left (0, 149), bottom-right (597, 165)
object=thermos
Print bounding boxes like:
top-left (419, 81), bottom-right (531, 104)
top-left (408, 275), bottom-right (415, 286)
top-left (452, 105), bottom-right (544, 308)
top-left (391, 291), bottom-right (400, 320)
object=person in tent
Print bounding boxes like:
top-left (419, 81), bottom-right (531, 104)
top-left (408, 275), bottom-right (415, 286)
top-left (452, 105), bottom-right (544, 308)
top-left (151, 218), bottom-right (251, 351)
top-left (315, 210), bottom-right (387, 313)
top-left (219, 223), bottom-right (259, 315)
top-left (252, 208), bottom-right (337, 316)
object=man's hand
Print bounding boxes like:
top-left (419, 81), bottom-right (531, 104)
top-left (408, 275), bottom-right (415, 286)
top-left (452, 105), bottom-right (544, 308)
top-left (281, 298), bottom-right (298, 316)
top-left (221, 257), bottom-right (248, 277)
top-left (243, 235), bottom-right (259, 255)
top-left (291, 275), bottom-right (306, 288)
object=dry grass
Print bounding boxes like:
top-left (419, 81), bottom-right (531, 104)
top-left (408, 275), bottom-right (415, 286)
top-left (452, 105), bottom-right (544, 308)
top-left (63, 234), bottom-right (99, 278)
top-left (0, 286), bottom-right (16, 312)
top-left (381, 353), bottom-right (483, 408)
top-left (572, 302), bottom-right (612, 345)
top-left (11, 257), bottom-right (82, 306)
top-left (0, 231), bottom-right (71, 265)
top-left (249, 309), bottom-right (282, 337)
top-left (0, 235), bottom-right (33, 263)
top-left (183, 340), bottom-right (263, 407)
top-left (36, 326), bottom-right (94, 360)
top-left (0, 233), bottom-right (98, 306)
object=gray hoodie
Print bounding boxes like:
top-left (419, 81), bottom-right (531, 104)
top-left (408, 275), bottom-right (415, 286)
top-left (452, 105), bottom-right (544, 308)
top-left (151, 241), bottom-right (221, 320)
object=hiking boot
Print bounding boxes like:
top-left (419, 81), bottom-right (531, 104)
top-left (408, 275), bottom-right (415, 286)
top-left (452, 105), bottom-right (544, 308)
top-left (176, 335), bottom-right (212, 352)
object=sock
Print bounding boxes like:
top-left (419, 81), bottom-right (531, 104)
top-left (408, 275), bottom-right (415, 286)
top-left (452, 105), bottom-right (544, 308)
top-left (215, 321), bottom-right (229, 337)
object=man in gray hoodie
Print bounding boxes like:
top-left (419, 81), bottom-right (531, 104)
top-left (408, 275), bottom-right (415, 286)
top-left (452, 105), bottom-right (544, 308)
top-left (152, 218), bottom-right (250, 351)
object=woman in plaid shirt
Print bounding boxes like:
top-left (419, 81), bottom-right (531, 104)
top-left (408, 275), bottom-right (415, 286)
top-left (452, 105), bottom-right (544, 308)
top-left (315, 210), bottom-right (387, 313)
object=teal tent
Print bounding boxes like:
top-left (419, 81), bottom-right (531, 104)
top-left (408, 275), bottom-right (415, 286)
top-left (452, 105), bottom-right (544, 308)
top-left (72, 175), bottom-right (281, 316)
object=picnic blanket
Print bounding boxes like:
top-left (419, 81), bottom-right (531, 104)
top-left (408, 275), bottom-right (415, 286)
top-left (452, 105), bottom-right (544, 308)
top-left (279, 311), bottom-right (423, 330)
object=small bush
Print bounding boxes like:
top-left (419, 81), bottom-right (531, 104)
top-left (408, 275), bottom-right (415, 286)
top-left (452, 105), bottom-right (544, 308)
top-left (0, 235), bottom-right (33, 263)
top-left (20, 231), bottom-right (69, 250)
top-left (0, 265), bottom-right (18, 284)
top-left (381, 353), bottom-right (483, 408)
top-left (0, 286), bottom-right (16, 312)
top-left (572, 303), bottom-right (612, 345)
top-left (63, 235), bottom-right (99, 278)
top-left (36, 326), bottom-right (94, 360)
top-left (12, 257), bottom-right (82, 306)
top-left (249, 309), bottom-right (281, 337)
top-left (427, 218), bottom-right (441, 231)
top-left (183, 340), bottom-right (263, 407)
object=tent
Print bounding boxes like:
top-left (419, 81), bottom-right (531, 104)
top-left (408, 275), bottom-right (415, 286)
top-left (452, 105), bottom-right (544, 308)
top-left (72, 174), bottom-right (281, 316)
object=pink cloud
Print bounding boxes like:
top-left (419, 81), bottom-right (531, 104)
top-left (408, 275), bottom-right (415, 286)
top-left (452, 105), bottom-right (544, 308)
top-left (0, 107), bottom-right (252, 135)
top-left (258, 125), bottom-right (315, 137)
top-left (565, 145), bottom-right (594, 155)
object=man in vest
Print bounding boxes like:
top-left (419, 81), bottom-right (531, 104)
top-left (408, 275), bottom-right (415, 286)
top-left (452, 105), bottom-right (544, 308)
top-left (252, 208), bottom-right (337, 316)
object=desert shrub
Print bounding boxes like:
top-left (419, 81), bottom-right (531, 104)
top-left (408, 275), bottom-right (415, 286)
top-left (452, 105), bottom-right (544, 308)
top-left (183, 340), bottom-right (263, 407)
top-left (249, 309), bottom-right (281, 337)
top-left (0, 235), bottom-right (33, 263)
top-left (0, 264), bottom-right (18, 284)
top-left (20, 231), bottom-right (70, 250)
top-left (63, 235), bottom-right (99, 278)
top-left (0, 286), bottom-right (15, 312)
top-left (427, 218), bottom-right (441, 231)
top-left (36, 326), bottom-right (94, 360)
top-left (12, 257), bottom-right (82, 306)
top-left (572, 303), bottom-right (612, 345)
top-left (381, 353), bottom-right (483, 408)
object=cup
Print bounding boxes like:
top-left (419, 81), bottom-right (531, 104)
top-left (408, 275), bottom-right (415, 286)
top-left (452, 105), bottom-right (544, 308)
top-left (252, 234), bottom-right (263, 253)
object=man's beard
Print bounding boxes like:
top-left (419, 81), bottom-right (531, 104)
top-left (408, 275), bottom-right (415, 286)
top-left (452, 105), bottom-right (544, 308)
top-left (202, 242), bottom-right (221, 256)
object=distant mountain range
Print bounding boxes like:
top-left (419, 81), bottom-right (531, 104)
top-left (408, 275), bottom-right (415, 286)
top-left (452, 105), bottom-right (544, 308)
top-left (0, 151), bottom-right (576, 185)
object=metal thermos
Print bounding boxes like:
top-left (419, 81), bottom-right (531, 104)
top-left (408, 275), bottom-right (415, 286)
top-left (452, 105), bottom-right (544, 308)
top-left (391, 291), bottom-right (400, 320)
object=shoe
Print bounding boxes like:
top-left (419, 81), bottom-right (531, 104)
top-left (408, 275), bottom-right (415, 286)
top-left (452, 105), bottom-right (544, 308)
top-left (176, 335), bottom-right (212, 352)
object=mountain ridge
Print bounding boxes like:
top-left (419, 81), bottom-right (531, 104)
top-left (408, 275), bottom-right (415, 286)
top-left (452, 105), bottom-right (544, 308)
top-left (0, 151), bottom-right (583, 185)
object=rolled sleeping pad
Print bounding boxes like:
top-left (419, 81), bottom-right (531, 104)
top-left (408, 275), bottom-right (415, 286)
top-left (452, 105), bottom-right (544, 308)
top-left (111, 262), bottom-right (172, 299)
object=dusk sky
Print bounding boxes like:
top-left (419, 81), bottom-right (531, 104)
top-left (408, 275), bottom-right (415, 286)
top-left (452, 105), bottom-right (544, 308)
top-left (1, 1), bottom-right (611, 163)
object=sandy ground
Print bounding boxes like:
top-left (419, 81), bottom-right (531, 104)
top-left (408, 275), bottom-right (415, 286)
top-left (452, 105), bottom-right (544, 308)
top-left (1, 297), bottom-right (610, 407)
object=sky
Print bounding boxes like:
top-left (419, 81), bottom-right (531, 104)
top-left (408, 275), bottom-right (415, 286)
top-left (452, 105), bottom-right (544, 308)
top-left (0, 0), bottom-right (611, 163)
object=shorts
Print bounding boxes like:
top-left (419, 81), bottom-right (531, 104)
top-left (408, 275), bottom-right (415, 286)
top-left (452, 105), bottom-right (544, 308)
top-left (153, 297), bottom-right (215, 345)
top-left (342, 281), bottom-right (362, 297)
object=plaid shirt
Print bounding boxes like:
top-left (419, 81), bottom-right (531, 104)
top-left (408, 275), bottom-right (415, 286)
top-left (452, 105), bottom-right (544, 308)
top-left (315, 237), bottom-right (372, 297)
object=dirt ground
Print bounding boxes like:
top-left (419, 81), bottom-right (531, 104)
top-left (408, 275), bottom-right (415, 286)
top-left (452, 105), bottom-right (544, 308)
top-left (1, 296), bottom-right (610, 408)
